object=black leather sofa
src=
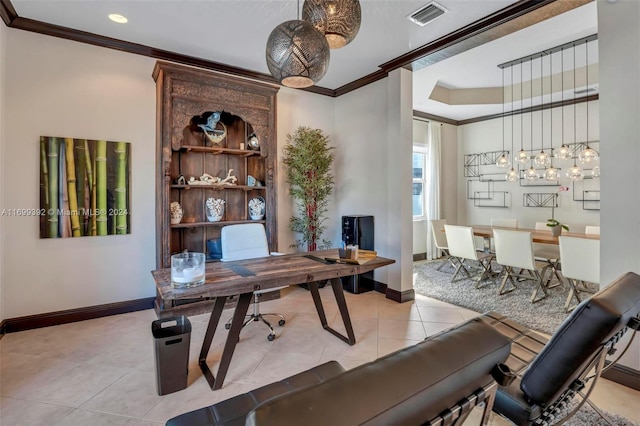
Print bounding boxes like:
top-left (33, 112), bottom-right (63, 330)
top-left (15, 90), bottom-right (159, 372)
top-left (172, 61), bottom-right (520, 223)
top-left (166, 317), bottom-right (511, 426)
top-left (484, 271), bottom-right (640, 425)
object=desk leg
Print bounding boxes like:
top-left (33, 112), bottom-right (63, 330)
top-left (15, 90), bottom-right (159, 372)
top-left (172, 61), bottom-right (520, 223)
top-left (308, 278), bottom-right (356, 345)
top-left (199, 292), bottom-right (252, 390)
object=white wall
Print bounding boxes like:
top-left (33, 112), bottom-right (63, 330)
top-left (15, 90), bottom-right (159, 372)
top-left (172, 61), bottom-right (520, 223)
top-left (457, 103), bottom-right (600, 230)
top-left (1, 29), bottom-right (340, 319)
top-left (333, 71), bottom-right (413, 293)
top-left (598, 0), bottom-right (640, 371)
top-left (3, 30), bottom-right (157, 318)
top-left (333, 79), bottom-right (389, 283)
top-left (0, 21), bottom-right (6, 323)
top-left (276, 87), bottom-right (336, 252)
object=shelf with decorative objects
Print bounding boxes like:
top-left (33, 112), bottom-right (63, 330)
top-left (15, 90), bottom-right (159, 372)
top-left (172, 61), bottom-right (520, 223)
top-left (171, 220), bottom-right (266, 229)
top-left (154, 61), bottom-right (279, 317)
top-left (170, 185), bottom-right (266, 191)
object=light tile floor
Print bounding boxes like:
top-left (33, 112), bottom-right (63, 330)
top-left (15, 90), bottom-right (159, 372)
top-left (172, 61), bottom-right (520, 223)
top-left (1, 285), bottom-right (639, 425)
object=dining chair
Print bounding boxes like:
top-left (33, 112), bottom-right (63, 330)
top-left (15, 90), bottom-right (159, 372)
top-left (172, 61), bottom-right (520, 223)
top-left (221, 223), bottom-right (287, 341)
top-left (488, 218), bottom-right (518, 252)
top-left (493, 228), bottom-right (550, 303)
top-left (444, 225), bottom-right (494, 288)
top-left (559, 236), bottom-right (600, 312)
top-left (429, 219), bottom-right (456, 272)
top-left (585, 225), bottom-right (600, 235)
top-left (533, 221), bottom-right (562, 287)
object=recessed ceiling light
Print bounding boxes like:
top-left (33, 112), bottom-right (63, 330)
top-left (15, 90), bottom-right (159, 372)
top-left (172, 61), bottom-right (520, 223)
top-left (108, 14), bottom-right (128, 24)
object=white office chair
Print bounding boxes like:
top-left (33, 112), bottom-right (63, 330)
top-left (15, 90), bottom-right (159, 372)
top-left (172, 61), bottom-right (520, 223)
top-left (221, 223), bottom-right (287, 341)
top-left (429, 219), bottom-right (456, 272)
top-left (533, 222), bottom-right (562, 287)
top-left (585, 225), bottom-right (600, 235)
top-left (559, 236), bottom-right (600, 312)
top-left (444, 225), bottom-right (494, 288)
top-left (493, 228), bottom-right (550, 303)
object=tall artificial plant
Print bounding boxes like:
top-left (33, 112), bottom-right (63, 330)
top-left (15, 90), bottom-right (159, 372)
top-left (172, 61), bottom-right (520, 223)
top-left (283, 126), bottom-right (335, 251)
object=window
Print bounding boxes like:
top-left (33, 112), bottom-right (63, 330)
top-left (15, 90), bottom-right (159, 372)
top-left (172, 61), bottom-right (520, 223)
top-left (413, 145), bottom-right (428, 218)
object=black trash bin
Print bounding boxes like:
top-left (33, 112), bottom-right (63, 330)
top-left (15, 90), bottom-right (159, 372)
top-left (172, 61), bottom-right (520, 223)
top-left (152, 316), bottom-right (191, 395)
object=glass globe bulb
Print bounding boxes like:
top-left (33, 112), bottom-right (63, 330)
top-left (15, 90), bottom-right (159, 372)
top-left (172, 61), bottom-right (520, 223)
top-left (544, 166), bottom-right (559, 181)
top-left (579, 147), bottom-right (599, 164)
top-left (566, 164), bottom-right (584, 181)
top-left (525, 167), bottom-right (539, 181)
top-left (496, 154), bottom-right (510, 168)
top-left (506, 168), bottom-right (519, 182)
top-left (515, 149), bottom-right (529, 165)
top-left (534, 150), bottom-right (551, 167)
top-left (555, 144), bottom-right (572, 160)
top-left (592, 165), bottom-right (601, 179)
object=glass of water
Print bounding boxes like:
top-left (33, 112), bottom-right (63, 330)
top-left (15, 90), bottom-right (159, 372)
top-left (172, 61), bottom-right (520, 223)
top-left (171, 252), bottom-right (206, 288)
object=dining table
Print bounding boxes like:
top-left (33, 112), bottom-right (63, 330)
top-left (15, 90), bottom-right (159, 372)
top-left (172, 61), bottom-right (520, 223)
top-left (470, 225), bottom-right (599, 251)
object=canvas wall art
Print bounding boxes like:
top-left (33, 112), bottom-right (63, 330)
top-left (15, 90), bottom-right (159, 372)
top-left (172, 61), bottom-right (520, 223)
top-left (39, 136), bottom-right (131, 238)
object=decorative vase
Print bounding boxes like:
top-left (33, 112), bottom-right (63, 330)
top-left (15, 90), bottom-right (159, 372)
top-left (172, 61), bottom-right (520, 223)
top-left (551, 225), bottom-right (562, 237)
top-left (170, 201), bottom-right (183, 225)
top-left (249, 196), bottom-right (266, 220)
top-left (205, 198), bottom-right (225, 222)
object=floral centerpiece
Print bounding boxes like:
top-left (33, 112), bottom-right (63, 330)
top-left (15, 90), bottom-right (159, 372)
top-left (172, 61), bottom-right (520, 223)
top-left (547, 186), bottom-right (570, 235)
top-left (205, 198), bottom-right (225, 222)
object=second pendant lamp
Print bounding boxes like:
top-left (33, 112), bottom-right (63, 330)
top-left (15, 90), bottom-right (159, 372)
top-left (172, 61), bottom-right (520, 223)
top-left (303, 0), bottom-right (362, 49)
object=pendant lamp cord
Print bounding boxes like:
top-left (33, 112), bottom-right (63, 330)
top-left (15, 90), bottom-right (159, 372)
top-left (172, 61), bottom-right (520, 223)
top-left (530, 57), bottom-right (534, 168)
top-left (573, 42), bottom-right (578, 168)
top-left (549, 50), bottom-right (554, 168)
top-left (585, 39), bottom-right (589, 148)
top-left (511, 64), bottom-right (515, 159)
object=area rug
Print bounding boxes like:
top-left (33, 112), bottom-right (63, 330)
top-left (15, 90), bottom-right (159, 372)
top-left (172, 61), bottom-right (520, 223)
top-left (489, 405), bottom-right (638, 426)
top-left (413, 259), bottom-right (597, 335)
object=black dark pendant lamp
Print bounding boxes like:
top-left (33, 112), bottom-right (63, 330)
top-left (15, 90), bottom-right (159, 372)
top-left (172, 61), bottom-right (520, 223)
top-left (266, 1), bottom-right (330, 88)
top-left (302, 0), bottom-right (361, 49)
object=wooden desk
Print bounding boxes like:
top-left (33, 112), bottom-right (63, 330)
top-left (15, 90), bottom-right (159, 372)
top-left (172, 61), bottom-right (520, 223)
top-left (470, 225), bottom-right (599, 245)
top-left (151, 249), bottom-right (395, 390)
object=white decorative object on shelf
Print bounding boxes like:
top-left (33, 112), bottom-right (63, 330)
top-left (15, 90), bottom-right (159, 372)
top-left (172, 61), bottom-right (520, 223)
top-left (249, 196), bottom-right (266, 220)
top-left (205, 198), bottom-right (225, 222)
top-left (170, 202), bottom-right (183, 224)
top-left (187, 169), bottom-right (238, 186)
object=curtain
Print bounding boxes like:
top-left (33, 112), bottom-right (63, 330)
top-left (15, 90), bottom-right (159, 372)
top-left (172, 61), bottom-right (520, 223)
top-left (425, 121), bottom-right (442, 260)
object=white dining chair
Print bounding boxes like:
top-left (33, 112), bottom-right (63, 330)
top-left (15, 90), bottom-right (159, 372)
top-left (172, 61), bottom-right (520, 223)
top-left (488, 218), bottom-right (518, 252)
top-left (585, 225), bottom-right (600, 235)
top-left (429, 219), bottom-right (456, 272)
top-left (493, 228), bottom-right (550, 303)
top-left (444, 225), bottom-right (494, 288)
top-left (533, 222), bottom-right (562, 287)
top-left (559, 236), bottom-right (600, 312)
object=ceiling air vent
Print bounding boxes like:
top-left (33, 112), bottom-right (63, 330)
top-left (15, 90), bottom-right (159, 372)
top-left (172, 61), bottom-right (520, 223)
top-left (407, 2), bottom-right (447, 27)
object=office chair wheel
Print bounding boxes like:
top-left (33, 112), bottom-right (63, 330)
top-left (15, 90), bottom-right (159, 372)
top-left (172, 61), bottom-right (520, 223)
top-left (225, 323), bottom-right (231, 330)
top-left (278, 319), bottom-right (285, 326)
top-left (267, 333), bottom-right (275, 341)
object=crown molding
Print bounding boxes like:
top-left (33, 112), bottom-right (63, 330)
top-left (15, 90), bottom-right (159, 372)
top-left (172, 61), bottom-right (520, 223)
top-left (0, 0), bottom-right (18, 25)
top-left (0, 0), bottom-right (588, 99)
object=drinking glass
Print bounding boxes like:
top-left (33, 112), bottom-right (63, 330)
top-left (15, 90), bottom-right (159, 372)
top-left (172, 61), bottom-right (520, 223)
top-left (171, 252), bottom-right (206, 288)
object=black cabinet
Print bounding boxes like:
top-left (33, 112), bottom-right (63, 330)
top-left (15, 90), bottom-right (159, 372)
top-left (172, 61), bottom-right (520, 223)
top-left (341, 215), bottom-right (375, 294)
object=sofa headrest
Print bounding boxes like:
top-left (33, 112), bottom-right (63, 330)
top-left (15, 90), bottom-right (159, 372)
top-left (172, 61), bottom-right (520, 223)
top-left (521, 271), bottom-right (640, 405)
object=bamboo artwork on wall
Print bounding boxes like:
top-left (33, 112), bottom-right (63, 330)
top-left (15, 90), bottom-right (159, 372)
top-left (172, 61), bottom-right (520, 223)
top-left (39, 136), bottom-right (131, 238)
